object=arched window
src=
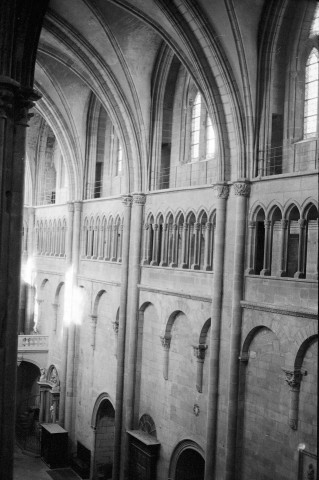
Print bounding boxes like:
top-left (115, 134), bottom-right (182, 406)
top-left (189, 92), bottom-right (216, 162)
top-left (190, 93), bottom-right (201, 161)
top-left (304, 48), bottom-right (319, 139)
top-left (206, 115), bottom-right (216, 158)
top-left (115, 140), bottom-right (123, 177)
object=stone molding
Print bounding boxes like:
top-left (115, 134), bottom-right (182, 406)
top-left (121, 194), bottom-right (133, 206)
top-left (233, 181), bottom-right (251, 197)
top-left (138, 284), bottom-right (212, 303)
top-left (74, 201), bottom-right (82, 212)
top-left (132, 193), bottom-right (146, 205)
top-left (212, 183), bottom-right (229, 199)
top-left (240, 300), bottom-right (317, 319)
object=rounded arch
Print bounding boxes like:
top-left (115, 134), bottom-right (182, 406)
top-left (295, 334), bottom-right (318, 370)
top-left (199, 318), bottom-right (211, 344)
top-left (164, 310), bottom-right (185, 339)
top-left (138, 413), bottom-right (157, 438)
top-left (91, 392), bottom-right (115, 429)
top-left (241, 325), bottom-right (276, 359)
top-left (92, 290), bottom-right (107, 316)
top-left (168, 439), bottom-right (205, 480)
top-left (54, 281), bottom-right (64, 303)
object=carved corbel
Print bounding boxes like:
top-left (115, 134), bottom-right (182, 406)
top-left (90, 315), bottom-right (98, 350)
top-left (160, 335), bottom-right (171, 380)
top-left (283, 368), bottom-right (303, 430)
top-left (193, 344), bottom-right (208, 392)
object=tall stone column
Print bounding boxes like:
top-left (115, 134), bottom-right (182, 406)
top-left (112, 194), bottom-right (132, 480)
top-left (204, 183), bottom-right (229, 480)
top-left (60, 203), bottom-right (74, 427)
top-left (122, 193), bottom-right (146, 480)
top-left (295, 219), bottom-right (307, 279)
top-left (225, 181), bottom-right (250, 480)
top-left (0, 78), bottom-right (45, 478)
top-left (65, 201), bottom-right (82, 440)
top-left (261, 220), bottom-right (271, 276)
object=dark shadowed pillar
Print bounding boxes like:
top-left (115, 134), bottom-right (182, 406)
top-left (0, 2), bottom-right (49, 478)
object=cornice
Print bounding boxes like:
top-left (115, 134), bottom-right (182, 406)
top-left (241, 300), bottom-right (317, 319)
top-left (138, 284), bottom-right (212, 303)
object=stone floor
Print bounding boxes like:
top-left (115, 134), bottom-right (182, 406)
top-left (13, 447), bottom-right (81, 480)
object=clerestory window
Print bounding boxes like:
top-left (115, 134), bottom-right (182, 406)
top-left (303, 48), bottom-right (319, 139)
top-left (189, 91), bottom-right (216, 162)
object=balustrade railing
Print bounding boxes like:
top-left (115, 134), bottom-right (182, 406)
top-left (18, 335), bottom-right (49, 351)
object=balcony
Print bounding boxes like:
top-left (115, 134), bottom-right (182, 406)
top-left (18, 335), bottom-right (49, 352)
top-left (257, 138), bottom-right (318, 176)
top-left (17, 335), bottom-right (49, 368)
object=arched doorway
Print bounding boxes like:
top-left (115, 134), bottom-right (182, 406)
top-left (16, 361), bottom-right (41, 455)
top-left (92, 396), bottom-right (115, 480)
top-left (175, 449), bottom-right (205, 480)
top-left (169, 441), bottom-right (205, 480)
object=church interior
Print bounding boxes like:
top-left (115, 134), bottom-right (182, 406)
top-left (0, 0), bottom-right (317, 479)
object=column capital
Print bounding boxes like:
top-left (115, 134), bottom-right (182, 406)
top-left (233, 181), bottom-right (251, 197)
top-left (14, 88), bottom-right (41, 126)
top-left (90, 314), bottom-right (98, 323)
top-left (67, 202), bottom-right (74, 213)
top-left (264, 220), bottom-right (271, 228)
top-left (0, 82), bottom-right (16, 119)
top-left (298, 219), bottom-right (307, 228)
top-left (282, 368), bottom-right (303, 391)
top-left (280, 219), bottom-right (288, 229)
top-left (121, 194), bottom-right (133, 207)
top-left (248, 220), bottom-right (256, 228)
top-left (74, 201), bottom-right (82, 212)
top-left (160, 335), bottom-right (171, 350)
top-left (152, 224), bottom-right (159, 231)
top-left (132, 192), bottom-right (146, 206)
top-left (212, 183), bottom-right (229, 199)
top-left (112, 321), bottom-right (119, 334)
top-left (193, 344), bottom-right (208, 360)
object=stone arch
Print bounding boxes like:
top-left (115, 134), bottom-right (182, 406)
top-left (294, 334), bottom-right (318, 371)
top-left (134, 302), bottom-right (159, 414)
top-left (238, 325), bottom-right (289, 479)
top-left (92, 290), bottom-right (107, 317)
top-left (300, 198), bottom-right (318, 218)
top-left (283, 201), bottom-right (301, 219)
top-left (91, 393), bottom-right (115, 480)
top-left (168, 439), bottom-right (205, 480)
top-left (16, 360), bottom-right (41, 455)
top-left (138, 413), bottom-right (157, 438)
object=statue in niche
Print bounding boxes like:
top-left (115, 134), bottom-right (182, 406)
top-left (49, 367), bottom-right (60, 392)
